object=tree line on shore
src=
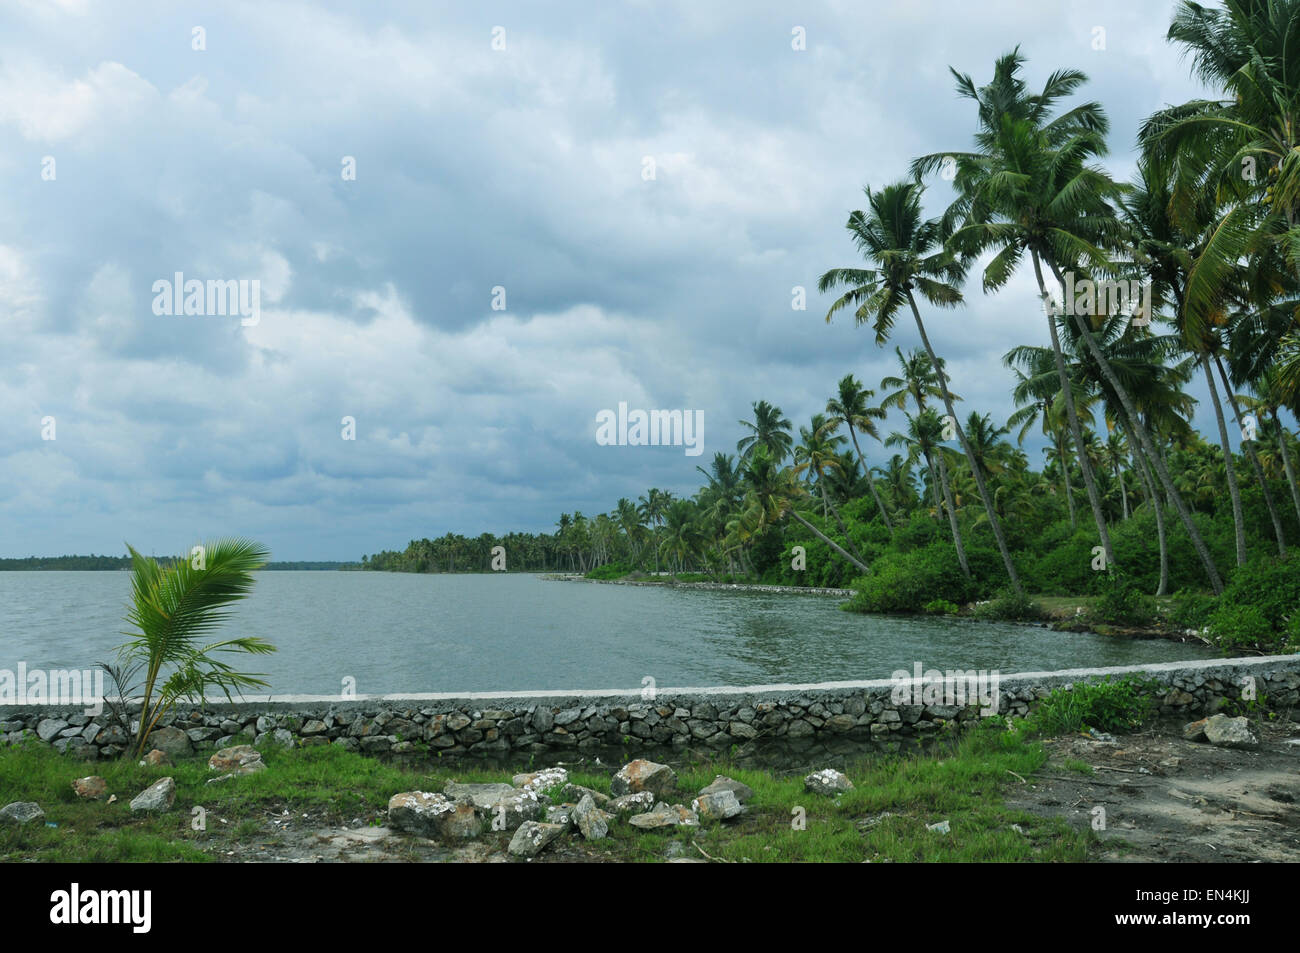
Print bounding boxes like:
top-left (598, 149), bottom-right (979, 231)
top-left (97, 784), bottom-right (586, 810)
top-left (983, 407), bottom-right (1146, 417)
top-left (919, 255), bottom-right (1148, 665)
top-left (368, 3), bottom-right (1300, 653)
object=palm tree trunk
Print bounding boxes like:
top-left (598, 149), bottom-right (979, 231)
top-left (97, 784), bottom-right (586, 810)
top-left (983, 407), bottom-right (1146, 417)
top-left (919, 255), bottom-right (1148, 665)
top-left (1057, 437), bottom-right (1078, 528)
top-left (932, 445), bottom-right (971, 577)
top-left (925, 453), bottom-right (943, 513)
top-left (1120, 413), bottom-right (1167, 596)
top-left (825, 495), bottom-right (868, 564)
top-left (1032, 252), bottom-right (1116, 569)
top-left (847, 427), bottom-right (894, 533)
top-left (789, 511), bottom-right (870, 574)
top-left (1215, 356), bottom-right (1287, 557)
top-left (1203, 356), bottom-right (1247, 567)
top-left (907, 292), bottom-right (1023, 594)
top-left (1273, 408), bottom-right (1300, 526)
top-left (1043, 256), bottom-right (1224, 594)
top-left (1117, 460), bottom-right (1129, 520)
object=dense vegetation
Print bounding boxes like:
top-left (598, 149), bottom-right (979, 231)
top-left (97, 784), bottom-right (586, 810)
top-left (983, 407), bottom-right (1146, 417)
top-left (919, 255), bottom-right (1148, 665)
top-left (367, 3), bottom-right (1300, 654)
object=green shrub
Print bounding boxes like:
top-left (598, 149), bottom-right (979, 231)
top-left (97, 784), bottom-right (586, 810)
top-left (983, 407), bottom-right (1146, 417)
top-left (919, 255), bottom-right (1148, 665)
top-left (922, 598), bottom-right (961, 615)
top-left (1206, 555), bottom-right (1300, 653)
top-left (843, 542), bottom-right (974, 614)
top-left (1207, 603), bottom-right (1275, 653)
top-left (585, 562), bottom-right (632, 580)
top-left (972, 588), bottom-right (1044, 622)
top-left (1089, 573), bottom-right (1157, 627)
top-left (1021, 675), bottom-right (1160, 737)
top-left (1165, 589), bottom-right (1217, 631)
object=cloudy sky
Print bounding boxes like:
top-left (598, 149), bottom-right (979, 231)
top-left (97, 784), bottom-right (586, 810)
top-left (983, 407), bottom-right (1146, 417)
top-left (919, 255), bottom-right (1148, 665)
top-left (0, 0), bottom-right (1229, 560)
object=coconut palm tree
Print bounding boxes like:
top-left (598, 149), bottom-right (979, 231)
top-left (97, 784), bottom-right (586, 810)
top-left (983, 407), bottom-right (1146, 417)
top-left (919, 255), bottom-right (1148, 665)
top-left (111, 538), bottom-right (275, 759)
top-left (795, 414), bottom-right (869, 564)
top-left (1241, 365), bottom-right (1300, 524)
top-left (737, 399), bottom-right (794, 463)
top-left (819, 181), bottom-right (1024, 593)
top-left (917, 50), bottom-right (1224, 592)
top-left (658, 500), bottom-right (704, 574)
top-left (738, 446), bottom-right (870, 575)
top-left (879, 453), bottom-right (919, 514)
top-left (877, 349), bottom-right (969, 574)
top-left (823, 374), bottom-right (895, 532)
top-left (886, 408), bottom-right (971, 577)
top-left (1006, 349), bottom-right (1085, 527)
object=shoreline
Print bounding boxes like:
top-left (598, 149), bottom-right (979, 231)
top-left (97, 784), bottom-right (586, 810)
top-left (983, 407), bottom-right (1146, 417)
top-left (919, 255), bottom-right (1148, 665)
top-left (539, 574), bottom-right (855, 597)
top-left (539, 574), bottom-right (1214, 646)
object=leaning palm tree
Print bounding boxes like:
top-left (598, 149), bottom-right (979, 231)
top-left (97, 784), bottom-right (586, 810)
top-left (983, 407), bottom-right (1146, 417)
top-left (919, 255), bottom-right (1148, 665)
top-left (1102, 428), bottom-right (1131, 520)
top-left (823, 374), bottom-right (895, 533)
top-left (1241, 365), bottom-right (1300, 525)
top-left (914, 51), bottom-right (1120, 571)
top-left (110, 538), bottom-right (275, 759)
top-left (1006, 349), bottom-right (1086, 528)
top-left (917, 50), bottom-right (1224, 592)
top-left (885, 409), bottom-right (971, 578)
top-left (739, 445), bottom-right (871, 575)
top-left (819, 181), bottom-right (1024, 593)
top-left (1140, 0), bottom-right (1300, 276)
top-left (795, 414), bottom-right (869, 564)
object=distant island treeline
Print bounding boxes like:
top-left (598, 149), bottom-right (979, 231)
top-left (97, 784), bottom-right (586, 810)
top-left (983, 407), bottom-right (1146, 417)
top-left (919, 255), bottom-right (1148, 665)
top-left (0, 555), bottom-right (361, 571)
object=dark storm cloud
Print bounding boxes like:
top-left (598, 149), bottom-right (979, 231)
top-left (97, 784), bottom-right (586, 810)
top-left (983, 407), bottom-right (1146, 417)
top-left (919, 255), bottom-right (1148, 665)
top-left (0, 0), bottom-right (1217, 558)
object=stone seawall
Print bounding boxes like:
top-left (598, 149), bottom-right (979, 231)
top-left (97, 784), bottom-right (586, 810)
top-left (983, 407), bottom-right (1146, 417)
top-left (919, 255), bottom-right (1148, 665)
top-left (2, 655), bottom-right (1296, 764)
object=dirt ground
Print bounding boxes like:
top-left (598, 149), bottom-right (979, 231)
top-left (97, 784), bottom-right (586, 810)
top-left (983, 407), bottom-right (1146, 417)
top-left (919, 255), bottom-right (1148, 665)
top-left (196, 721), bottom-right (1300, 863)
top-left (1005, 719), bottom-right (1300, 862)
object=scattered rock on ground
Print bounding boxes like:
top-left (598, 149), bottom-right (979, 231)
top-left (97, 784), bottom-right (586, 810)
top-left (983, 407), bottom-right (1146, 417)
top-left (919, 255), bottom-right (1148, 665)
top-left (610, 759), bottom-right (678, 799)
top-left (513, 767), bottom-right (567, 791)
top-left (0, 801), bottom-right (44, 825)
top-left (609, 791), bottom-right (657, 817)
top-left (546, 805), bottom-right (576, 829)
top-left (72, 776), bottom-right (107, 800)
top-left (437, 801), bottom-right (484, 842)
top-left (488, 789), bottom-right (546, 830)
top-left (444, 782), bottom-right (517, 810)
top-left (208, 745), bottom-right (266, 775)
top-left (508, 820), bottom-right (566, 858)
top-left (574, 794), bottom-right (608, 840)
top-left (560, 783), bottom-right (609, 807)
top-left (804, 768), bottom-right (853, 795)
top-left (1202, 714), bottom-right (1260, 750)
top-left (627, 802), bottom-right (699, 829)
top-left (698, 775), bottom-right (755, 804)
top-left (388, 791), bottom-right (458, 837)
top-left (129, 777), bottom-right (176, 814)
top-left (692, 789), bottom-right (744, 822)
top-left (140, 749), bottom-right (171, 766)
top-left (1183, 718), bottom-right (1208, 742)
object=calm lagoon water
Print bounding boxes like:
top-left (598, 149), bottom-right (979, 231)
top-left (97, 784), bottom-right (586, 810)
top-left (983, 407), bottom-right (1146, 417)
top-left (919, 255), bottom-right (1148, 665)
top-left (0, 571), bottom-right (1216, 695)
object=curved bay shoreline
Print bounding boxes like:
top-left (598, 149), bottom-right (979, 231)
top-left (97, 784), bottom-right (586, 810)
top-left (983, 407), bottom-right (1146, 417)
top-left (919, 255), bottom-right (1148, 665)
top-left (539, 573), bottom-right (855, 597)
top-left (538, 573), bottom-right (1215, 647)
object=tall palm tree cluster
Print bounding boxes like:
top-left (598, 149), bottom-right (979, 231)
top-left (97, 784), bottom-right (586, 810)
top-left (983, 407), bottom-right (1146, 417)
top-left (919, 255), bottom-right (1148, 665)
top-left (369, 2), bottom-right (1300, 615)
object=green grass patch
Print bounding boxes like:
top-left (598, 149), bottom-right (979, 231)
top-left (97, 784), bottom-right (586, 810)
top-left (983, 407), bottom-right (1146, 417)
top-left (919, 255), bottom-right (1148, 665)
top-left (1, 724), bottom-right (1093, 863)
top-left (1019, 675), bottom-right (1161, 737)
